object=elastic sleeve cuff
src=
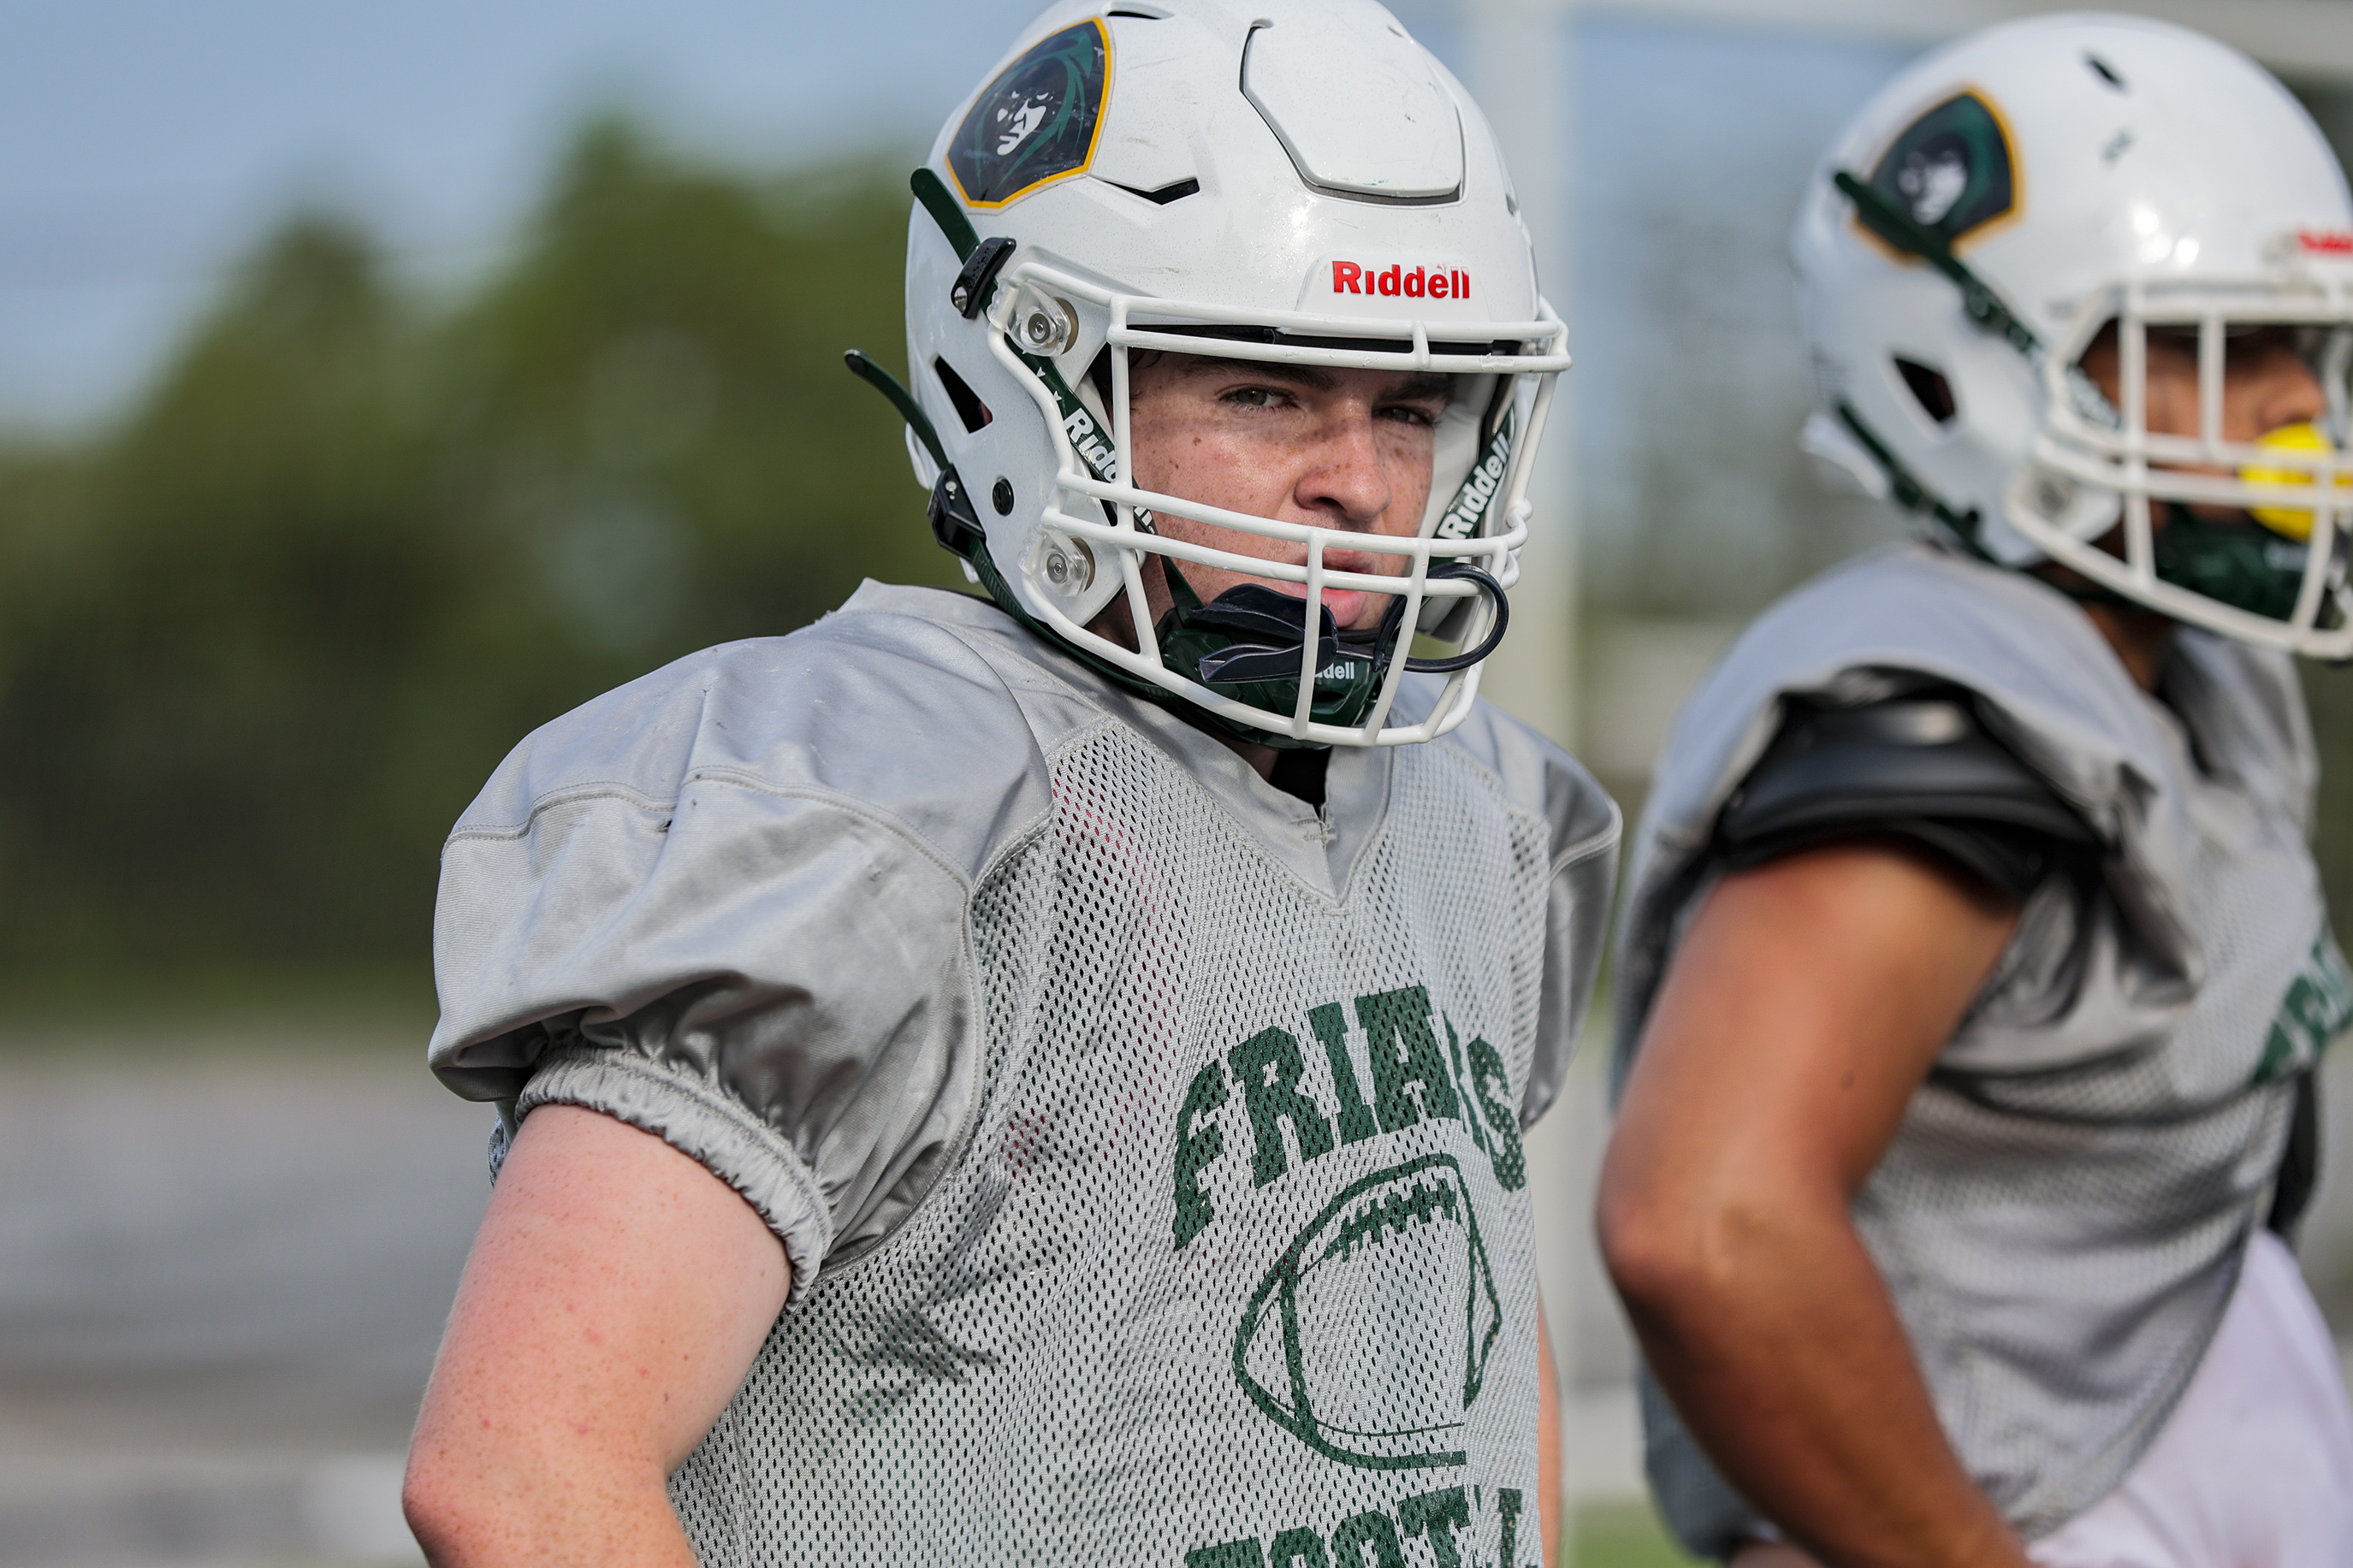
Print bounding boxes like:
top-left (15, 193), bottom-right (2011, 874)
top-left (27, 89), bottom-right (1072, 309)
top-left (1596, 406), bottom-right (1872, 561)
top-left (514, 1048), bottom-right (834, 1305)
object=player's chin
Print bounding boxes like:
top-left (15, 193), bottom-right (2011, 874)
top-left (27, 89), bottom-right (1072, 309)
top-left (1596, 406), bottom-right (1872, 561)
top-left (1320, 588), bottom-right (1375, 628)
top-left (1339, 592), bottom-right (1396, 635)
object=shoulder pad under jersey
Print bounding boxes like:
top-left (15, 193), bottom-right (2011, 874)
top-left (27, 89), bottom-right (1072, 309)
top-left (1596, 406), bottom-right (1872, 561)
top-left (1717, 676), bottom-right (2094, 896)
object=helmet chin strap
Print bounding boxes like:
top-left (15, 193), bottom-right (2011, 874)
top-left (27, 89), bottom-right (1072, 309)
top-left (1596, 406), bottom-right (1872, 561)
top-left (2150, 501), bottom-right (2312, 621)
top-left (1832, 399), bottom-right (1999, 565)
top-left (1835, 382), bottom-right (2308, 619)
top-left (1141, 557), bottom-right (1514, 749)
top-left (1150, 563), bottom-right (1381, 749)
top-left (840, 328), bottom-right (1518, 748)
top-left (1116, 397), bottom-right (1521, 743)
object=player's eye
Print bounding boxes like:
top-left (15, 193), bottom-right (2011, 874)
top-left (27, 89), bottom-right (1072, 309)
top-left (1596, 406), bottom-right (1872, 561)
top-left (1220, 385), bottom-right (1289, 409)
top-left (2225, 325), bottom-right (2303, 372)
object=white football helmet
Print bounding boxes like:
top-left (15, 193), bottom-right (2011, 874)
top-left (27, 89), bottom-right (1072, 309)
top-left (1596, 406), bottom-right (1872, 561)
top-left (849, 0), bottom-right (1568, 746)
top-left (1794, 12), bottom-right (2353, 657)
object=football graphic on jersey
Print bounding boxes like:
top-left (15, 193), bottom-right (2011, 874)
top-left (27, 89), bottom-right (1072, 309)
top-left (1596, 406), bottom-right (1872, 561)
top-left (1232, 1154), bottom-right (1502, 1470)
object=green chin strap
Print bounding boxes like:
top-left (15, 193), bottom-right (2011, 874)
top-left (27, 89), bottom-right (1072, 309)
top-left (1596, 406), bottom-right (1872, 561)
top-left (1835, 390), bottom-right (2320, 624)
top-left (2154, 505), bottom-right (2313, 624)
top-left (945, 533), bottom-right (1370, 750)
top-left (1148, 565), bottom-right (1395, 748)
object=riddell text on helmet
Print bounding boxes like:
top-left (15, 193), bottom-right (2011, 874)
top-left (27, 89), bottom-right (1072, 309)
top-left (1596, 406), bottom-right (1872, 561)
top-left (1330, 261), bottom-right (1471, 301)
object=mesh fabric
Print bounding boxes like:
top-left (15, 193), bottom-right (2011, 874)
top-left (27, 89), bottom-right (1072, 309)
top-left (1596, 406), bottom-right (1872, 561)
top-left (1859, 769), bottom-right (2320, 1534)
top-left (668, 720), bottom-right (1556, 1565)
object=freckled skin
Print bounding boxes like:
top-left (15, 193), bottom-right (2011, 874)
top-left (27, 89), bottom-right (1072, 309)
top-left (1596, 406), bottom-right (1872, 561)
top-left (1102, 353), bottom-right (1451, 637)
top-left (1088, 353), bottom-right (1454, 784)
top-left (404, 1107), bottom-right (789, 1567)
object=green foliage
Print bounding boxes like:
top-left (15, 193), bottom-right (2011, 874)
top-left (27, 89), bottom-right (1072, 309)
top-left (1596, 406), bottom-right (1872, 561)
top-left (0, 120), bottom-right (957, 976)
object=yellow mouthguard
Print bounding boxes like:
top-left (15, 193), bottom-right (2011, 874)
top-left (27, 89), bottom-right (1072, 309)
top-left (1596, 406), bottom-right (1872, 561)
top-left (2241, 422), bottom-right (2350, 540)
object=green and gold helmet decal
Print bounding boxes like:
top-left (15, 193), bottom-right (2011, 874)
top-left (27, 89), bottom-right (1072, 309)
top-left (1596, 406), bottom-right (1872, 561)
top-left (946, 18), bottom-right (1112, 210)
top-left (1862, 91), bottom-right (2018, 251)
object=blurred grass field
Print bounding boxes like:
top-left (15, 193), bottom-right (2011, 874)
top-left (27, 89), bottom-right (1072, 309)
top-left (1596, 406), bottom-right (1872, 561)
top-left (1573, 1500), bottom-right (1700, 1567)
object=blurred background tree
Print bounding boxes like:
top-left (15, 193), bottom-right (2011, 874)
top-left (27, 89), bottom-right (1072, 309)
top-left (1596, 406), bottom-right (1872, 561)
top-left (12, 92), bottom-right (2353, 1009)
top-left (0, 119), bottom-right (955, 1000)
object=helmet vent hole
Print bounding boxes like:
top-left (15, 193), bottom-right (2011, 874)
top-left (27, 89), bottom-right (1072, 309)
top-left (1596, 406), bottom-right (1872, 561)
top-left (2084, 53), bottom-right (2127, 91)
top-left (933, 357), bottom-right (993, 434)
top-left (1106, 176), bottom-right (1201, 205)
top-left (1894, 358), bottom-right (1959, 427)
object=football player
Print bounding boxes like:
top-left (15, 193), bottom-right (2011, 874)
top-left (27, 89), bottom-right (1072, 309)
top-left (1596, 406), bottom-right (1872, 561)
top-left (1597, 14), bottom-right (2353, 1568)
top-left (401, 3), bottom-right (1619, 1564)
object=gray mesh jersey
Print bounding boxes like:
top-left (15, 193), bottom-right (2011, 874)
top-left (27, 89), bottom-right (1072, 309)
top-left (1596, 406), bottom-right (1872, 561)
top-left (429, 581), bottom-right (1621, 1566)
top-left (1613, 543), bottom-right (2350, 1555)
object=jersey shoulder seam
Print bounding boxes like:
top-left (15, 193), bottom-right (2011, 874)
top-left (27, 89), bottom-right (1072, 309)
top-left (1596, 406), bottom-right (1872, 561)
top-left (1550, 799), bottom-right (1624, 880)
top-left (450, 767), bottom-right (990, 895)
top-left (447, 779), bottom-right (674, 841)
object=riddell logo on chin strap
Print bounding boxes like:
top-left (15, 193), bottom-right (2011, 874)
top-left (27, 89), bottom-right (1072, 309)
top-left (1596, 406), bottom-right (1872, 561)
top-left (1330, 261), bottom-right (1470, 301)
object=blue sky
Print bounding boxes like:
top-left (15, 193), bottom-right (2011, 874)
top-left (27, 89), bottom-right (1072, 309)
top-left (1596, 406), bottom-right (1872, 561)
top-left (0, 0), bottom-right (1043, 426)
top-left (0, 1), bottom-right (1919, 612)
top-left (0, 3), bottom-right (1911, 435)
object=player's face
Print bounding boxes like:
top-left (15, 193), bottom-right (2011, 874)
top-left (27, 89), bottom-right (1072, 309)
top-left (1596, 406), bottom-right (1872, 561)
top-left (2080, 325), bottom-right (2330, 515)
top-left (1124, 353), bottom-right (1450, 631)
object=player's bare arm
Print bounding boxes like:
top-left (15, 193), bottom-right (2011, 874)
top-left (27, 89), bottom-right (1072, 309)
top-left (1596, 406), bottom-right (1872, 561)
top-left (1608, 19), bottom-right (2353, 1565)
top-left (405, 1109), bottom-right (789, 1565)
top-left (1600, 846), bottom-right (2024, 1568)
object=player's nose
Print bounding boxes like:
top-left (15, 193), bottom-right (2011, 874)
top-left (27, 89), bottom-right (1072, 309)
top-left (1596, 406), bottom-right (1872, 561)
top-left (2244, 340), bottom-right (2329, 436)
top-left (1294, 405), bottom-right (1394, 530)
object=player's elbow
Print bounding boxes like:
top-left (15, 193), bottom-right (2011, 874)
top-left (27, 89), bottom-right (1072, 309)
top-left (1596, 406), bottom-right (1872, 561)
top-left (405, 1396), bottom-right (685, 1564)
top-left (400, 1430), bottom-right (572, 1565)
top-left (1595, 1144), bottom-right (1803, 1339)
top-left (1594, 1154), bottom-right (1704, 1324)
top-left (401, 1443), bottom-right (482, 1565)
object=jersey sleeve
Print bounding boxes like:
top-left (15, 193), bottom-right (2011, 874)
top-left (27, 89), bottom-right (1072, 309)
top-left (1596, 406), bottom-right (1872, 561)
top-left (1529, 750), bottom-right (1622, 1129)
top-left (1414, 677), bottom-right (1623, 1132)
top-left (1712, 679), bottom-right (2095, 901)
top-left (427, 618), bottom-right (1054, 1304)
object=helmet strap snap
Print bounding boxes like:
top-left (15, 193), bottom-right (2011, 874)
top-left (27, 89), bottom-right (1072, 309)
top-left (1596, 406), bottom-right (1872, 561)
top-left (1148, 565), bottom-right (1379, 748)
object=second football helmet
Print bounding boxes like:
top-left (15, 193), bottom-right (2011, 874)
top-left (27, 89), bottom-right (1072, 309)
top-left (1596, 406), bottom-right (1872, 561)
top-left (1795, 12), bottom-right (2353, 657)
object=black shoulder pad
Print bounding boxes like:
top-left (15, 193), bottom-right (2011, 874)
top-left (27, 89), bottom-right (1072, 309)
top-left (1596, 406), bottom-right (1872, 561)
top-left (1716, 680), bottom-right (2094, 897)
